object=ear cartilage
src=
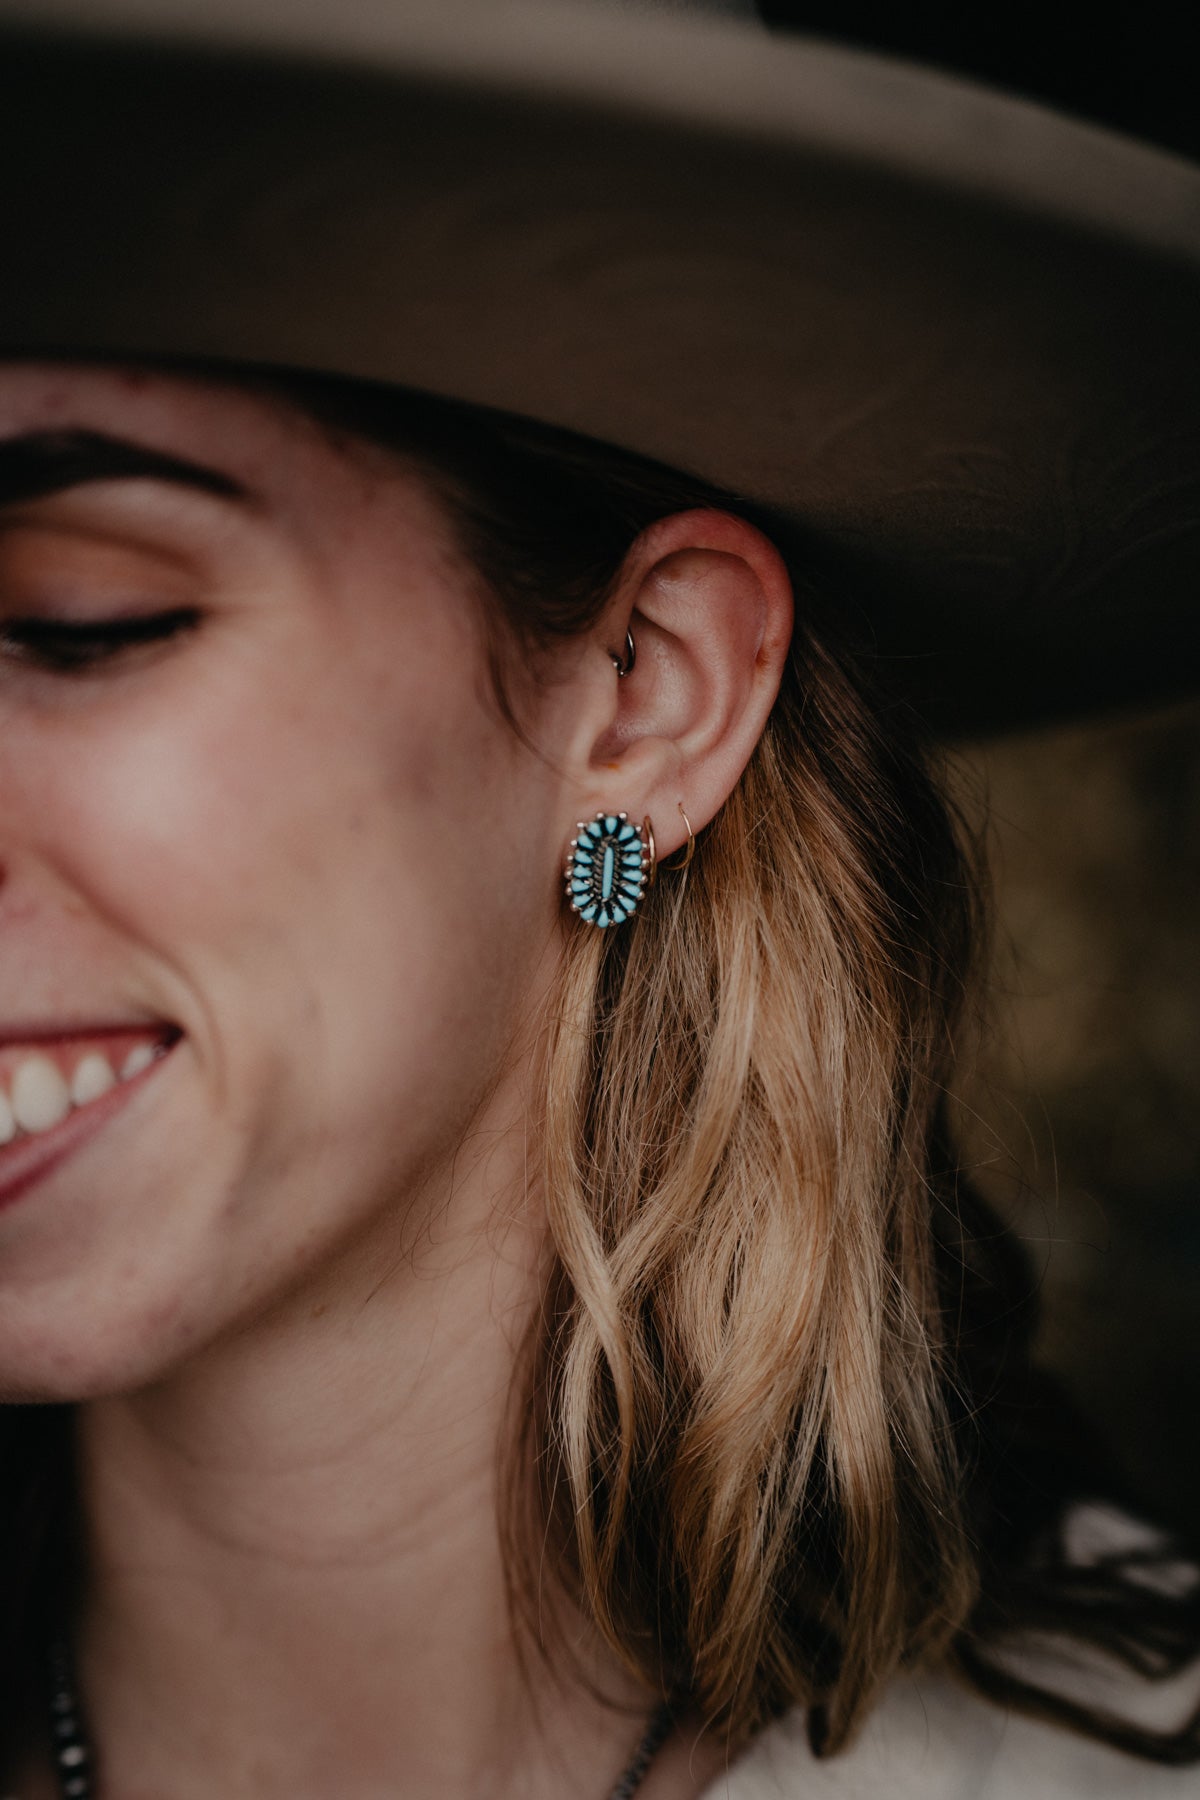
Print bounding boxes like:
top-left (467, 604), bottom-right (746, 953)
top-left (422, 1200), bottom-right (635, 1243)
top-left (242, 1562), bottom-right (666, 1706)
top-left (564, 812), bottom-right (652, 928)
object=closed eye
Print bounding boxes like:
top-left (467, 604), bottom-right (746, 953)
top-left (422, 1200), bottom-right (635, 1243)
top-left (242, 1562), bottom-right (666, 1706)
top-left (0, 607), bottom-right (201, 673)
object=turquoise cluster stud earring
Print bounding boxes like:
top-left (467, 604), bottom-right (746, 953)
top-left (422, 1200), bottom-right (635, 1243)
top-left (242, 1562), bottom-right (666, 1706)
top-left (564, 812), bottom-right (653, 928)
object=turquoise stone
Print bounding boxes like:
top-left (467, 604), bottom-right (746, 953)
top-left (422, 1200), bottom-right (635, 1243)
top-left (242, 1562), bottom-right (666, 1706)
top-left (566, 812), bottom-right (649, 929)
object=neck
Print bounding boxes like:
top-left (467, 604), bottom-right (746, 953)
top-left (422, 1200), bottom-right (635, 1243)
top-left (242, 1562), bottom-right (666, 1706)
top-left (62, 1123), bottom-right (659, 1800)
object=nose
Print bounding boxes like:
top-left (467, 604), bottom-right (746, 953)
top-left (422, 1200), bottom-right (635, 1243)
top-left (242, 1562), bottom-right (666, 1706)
top-left (0, 844), bottom-right (72, 929)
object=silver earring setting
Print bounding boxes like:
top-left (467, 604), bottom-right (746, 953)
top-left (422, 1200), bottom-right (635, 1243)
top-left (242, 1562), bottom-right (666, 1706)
top-left (564, 813), bottom-right (652, 928)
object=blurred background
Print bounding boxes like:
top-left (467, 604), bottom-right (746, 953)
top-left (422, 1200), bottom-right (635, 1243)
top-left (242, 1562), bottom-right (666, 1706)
top-left (756, 4), bottom-right (1198, 162)
top-left (947, 699), bottom-right (1200, 1530)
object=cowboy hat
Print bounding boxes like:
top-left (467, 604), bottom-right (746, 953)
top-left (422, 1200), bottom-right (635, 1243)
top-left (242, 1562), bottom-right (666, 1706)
top-left (1, 0), bottom-right (1197, 735)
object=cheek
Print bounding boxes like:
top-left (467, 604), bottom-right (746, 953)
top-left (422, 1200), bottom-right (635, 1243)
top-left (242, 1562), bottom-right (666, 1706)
top-left (20, 643), bottom-right (560, 1173)
top-left (26, 686), bottom-right (334, 980)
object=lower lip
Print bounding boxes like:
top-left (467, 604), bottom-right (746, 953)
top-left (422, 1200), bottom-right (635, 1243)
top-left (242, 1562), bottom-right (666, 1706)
top-left (0, 1043), bottom-right (177, 1214)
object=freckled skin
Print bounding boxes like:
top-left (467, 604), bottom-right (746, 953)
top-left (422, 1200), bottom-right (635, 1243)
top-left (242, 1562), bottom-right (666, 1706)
top-left (0, 363), bottom-right (793, 1800)
top-left (0, 364), bottom-right (577, 1400)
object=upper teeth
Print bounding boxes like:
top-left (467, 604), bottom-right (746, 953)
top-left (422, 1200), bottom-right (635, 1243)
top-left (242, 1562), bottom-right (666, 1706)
top-left (11, 1057), bottom-right (72, 1134)
top-left (0, 1040), bottom-right (164, 1147)
top-left (71, 1052), bottom-right (117, 1107)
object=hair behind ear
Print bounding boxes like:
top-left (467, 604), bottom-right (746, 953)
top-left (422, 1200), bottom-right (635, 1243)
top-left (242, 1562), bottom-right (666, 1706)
top-left (517, 612), bottom-right (985, 1750)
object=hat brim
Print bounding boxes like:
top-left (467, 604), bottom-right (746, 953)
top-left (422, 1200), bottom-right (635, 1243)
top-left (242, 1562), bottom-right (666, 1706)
top-left (2, 1), bottom-right (1199, 735)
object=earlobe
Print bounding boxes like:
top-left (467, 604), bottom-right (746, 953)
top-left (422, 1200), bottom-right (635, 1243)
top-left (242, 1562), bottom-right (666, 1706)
top-left (560, 803), bottom-right (697, 931)
top-left (655, 805), bottom-right (696, 876)
top-left (576, 510), bottom-right (793, 861)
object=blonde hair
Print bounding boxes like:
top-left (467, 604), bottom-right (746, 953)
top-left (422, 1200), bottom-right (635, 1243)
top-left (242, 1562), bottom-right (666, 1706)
top-left (517, 611), bottom-right (983, 1753)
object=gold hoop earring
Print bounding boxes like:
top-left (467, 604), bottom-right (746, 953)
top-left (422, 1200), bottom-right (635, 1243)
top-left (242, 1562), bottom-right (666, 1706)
top-left (660, 804), bottom-right (695, 873)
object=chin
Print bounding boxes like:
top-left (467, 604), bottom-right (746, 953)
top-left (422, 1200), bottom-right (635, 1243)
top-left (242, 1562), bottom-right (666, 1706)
top-left (0, 1277), bottom-right (225, 1404)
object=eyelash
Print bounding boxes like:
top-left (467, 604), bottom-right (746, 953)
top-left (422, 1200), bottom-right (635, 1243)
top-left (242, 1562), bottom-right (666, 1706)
top-left (0, 607), bottom-right (201, 674)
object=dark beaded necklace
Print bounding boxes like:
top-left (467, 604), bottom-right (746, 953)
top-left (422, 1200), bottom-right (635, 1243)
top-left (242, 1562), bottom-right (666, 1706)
top-left (46, 1643), bottom-right (89, 1800)
top-left (46, 1641), bottom-right (673, 1800)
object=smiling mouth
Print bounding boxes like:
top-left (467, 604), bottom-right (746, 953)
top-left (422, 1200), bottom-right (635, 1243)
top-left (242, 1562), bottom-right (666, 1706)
top-left (0, 1026), bottom-right (180, 1208)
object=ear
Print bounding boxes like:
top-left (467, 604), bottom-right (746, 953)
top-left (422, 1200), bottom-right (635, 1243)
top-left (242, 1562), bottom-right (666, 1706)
top-left (564, 510), bottom-right (794, 860)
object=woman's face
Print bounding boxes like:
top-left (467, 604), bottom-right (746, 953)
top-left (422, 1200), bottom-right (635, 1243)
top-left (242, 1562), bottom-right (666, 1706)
top-left (0, 364), bottom-right (580, 1398)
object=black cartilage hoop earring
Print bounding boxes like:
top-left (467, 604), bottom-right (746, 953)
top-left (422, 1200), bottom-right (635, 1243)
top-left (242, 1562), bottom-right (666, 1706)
top-left (608, 630), bottom-right (636, 677)
top-left (660, 804), bottom-right (695, 873)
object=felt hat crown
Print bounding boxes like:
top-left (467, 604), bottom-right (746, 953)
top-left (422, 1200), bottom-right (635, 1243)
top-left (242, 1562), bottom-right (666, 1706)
top-left (1, 0), bottom-right (1198, 734)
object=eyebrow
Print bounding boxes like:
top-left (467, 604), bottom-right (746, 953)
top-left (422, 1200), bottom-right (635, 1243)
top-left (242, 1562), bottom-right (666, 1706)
top-left (0, 429), bottom-right (249, 510)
